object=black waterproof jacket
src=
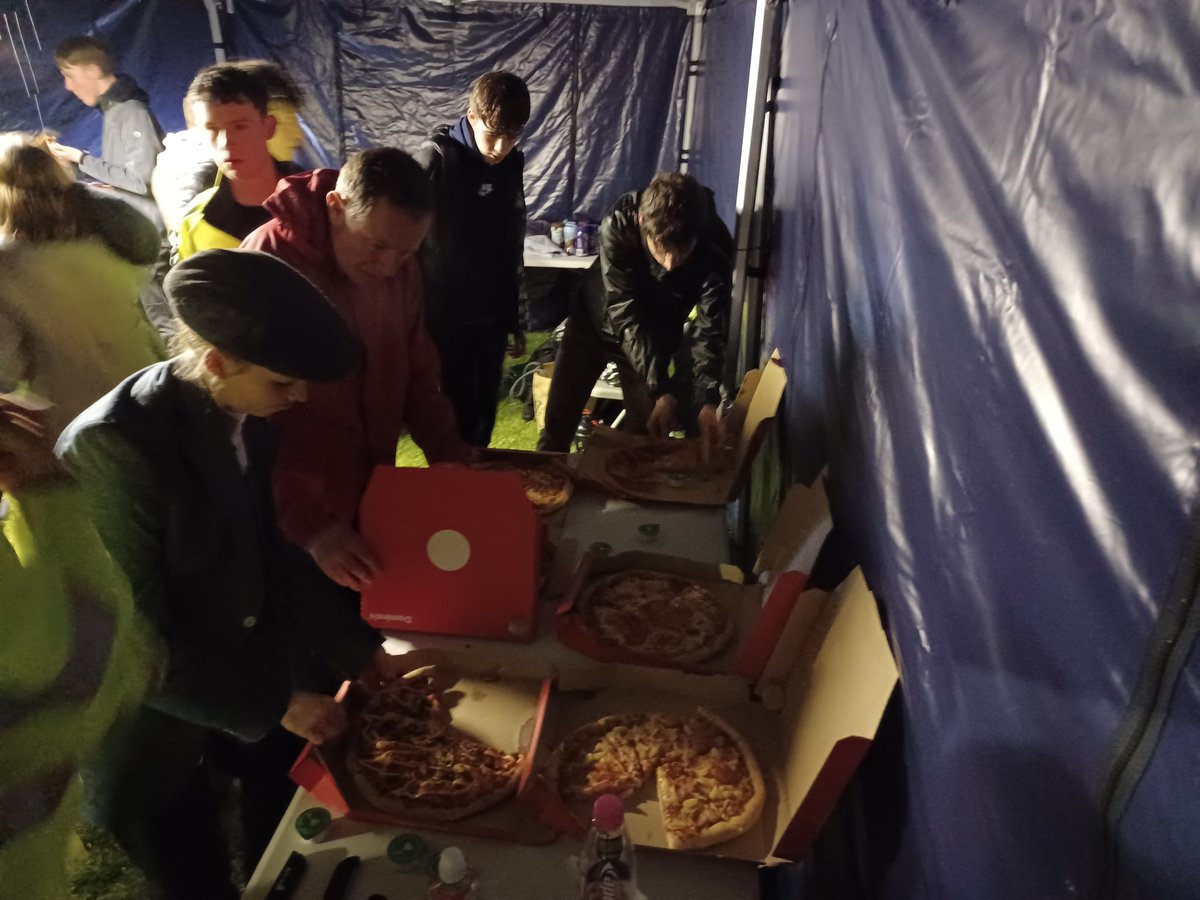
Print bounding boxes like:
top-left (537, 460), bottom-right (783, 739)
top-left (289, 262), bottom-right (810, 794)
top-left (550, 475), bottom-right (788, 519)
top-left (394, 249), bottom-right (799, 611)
top-left (594, 189), bottom-right (733, 407)
top-left (417, 118), bottom-right (526, 334)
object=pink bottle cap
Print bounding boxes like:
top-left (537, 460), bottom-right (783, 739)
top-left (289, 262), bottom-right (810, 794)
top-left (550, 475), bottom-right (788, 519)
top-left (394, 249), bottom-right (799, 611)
top-left (592, 793), bottom-right (625, 832)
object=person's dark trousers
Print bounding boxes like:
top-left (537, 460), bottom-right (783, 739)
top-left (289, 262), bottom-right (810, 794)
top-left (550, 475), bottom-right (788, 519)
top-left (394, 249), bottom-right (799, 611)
top-left (430, 321), bottom-right (509, 447)
top-left (536, 313), bottom-right (653, 452)
top-left (108, 726), bottom-right (303, 899)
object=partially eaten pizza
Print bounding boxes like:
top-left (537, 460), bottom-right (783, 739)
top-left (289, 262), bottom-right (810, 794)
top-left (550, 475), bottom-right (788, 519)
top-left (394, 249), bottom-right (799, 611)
top-left (347, 674), bottom-right (524, 821)
top-left (603, 439), bottom-right (730, 493)
top-left (475, 458), bottom-right (574, 514)
top-left (579, 569), bottom-right (735, 664)
top-left (547, 708), bottom-right (765, 850)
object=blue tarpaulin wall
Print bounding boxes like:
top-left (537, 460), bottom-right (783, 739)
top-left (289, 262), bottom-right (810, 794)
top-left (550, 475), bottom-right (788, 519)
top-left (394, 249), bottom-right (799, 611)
top-left (687, 0), bottom-right (755, 230)
top-left (228, 0), bottom-right (690, 222)
top-left (0, 0), bottom-right (213, 151)
top-left (0, 0), bottom-right (689, 223)
top-left (689, 0), bottom-right (1200, 896)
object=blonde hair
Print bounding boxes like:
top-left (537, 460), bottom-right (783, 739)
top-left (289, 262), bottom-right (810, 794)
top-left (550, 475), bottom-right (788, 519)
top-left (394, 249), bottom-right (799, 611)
top-left (168, 324), bottom-right (249, 386)
top-left (0, 134), bottom-right (87, 242)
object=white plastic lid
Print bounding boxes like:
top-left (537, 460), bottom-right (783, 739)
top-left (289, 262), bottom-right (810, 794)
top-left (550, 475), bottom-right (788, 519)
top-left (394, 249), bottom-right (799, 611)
top-left (438, 846), bottom-right (467, 884)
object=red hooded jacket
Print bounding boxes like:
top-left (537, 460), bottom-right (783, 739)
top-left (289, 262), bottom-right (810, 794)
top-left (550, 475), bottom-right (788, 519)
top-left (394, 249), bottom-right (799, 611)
top-left (242, 169), bottom-right (468, 549)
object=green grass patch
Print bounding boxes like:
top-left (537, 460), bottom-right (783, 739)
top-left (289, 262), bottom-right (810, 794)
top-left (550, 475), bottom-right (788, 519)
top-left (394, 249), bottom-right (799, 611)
top-left (396, 332), bottom-right (550, 466)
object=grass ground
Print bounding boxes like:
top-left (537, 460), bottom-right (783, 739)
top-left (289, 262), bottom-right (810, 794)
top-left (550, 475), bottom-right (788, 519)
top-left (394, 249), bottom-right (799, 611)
top-left (67, 336), bottom-right (551, 899)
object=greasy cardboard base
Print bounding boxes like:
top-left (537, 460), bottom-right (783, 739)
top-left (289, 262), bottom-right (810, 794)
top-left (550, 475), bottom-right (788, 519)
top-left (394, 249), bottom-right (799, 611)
top-left (291, 663), bottom-right (557, 846)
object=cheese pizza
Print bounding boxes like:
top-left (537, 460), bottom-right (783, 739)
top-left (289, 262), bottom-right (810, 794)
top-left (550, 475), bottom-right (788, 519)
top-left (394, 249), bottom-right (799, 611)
top-left (579, 570), bottom-right (735, 664)
top-left (548, 708), bottom-right (765, 850)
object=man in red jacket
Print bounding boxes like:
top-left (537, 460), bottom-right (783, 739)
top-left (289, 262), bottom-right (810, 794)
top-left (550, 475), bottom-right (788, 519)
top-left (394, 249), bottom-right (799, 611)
top-left (242, 148), bottom-right (469, 590)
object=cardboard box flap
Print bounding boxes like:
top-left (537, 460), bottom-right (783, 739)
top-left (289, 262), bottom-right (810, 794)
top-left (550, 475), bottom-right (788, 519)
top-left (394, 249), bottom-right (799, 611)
top-left (753, 479), bottom-right (832, 578)
top-left (731, 351), bottom-right (787, 464)
top-left (766, 568), bottom-right (899, 860)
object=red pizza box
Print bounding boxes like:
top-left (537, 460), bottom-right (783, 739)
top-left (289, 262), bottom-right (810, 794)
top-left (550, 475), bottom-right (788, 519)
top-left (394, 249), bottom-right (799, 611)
top-left (358, 465), bottom-right (540, 641)
top-left (573, 351), bottom-right (787, 506)
top-left (521, 567), bottom-right (899, 864)
top-left (555, 549), bottom-right (807, 679)
top-left (289, 650), bottom-right (559, 846)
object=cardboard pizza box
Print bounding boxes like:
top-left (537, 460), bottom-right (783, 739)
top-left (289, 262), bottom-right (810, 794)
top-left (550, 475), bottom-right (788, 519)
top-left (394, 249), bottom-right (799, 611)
top-left (573, 351), bottom-right (787, 506)
top-left (554, 480), bottom-right (829, 679)
top-left (473, 447), bottom-right (577, 522)
top-left (554, 549), bottom-right (806, 679)
top-left (289, 650), bottom-right (558, 846)
top-left (359, 465), bottom-right (540, 641)
top-left (752, 475), bottom-right (831, 580)
top-left (521, 567), bottom-right (899, 864)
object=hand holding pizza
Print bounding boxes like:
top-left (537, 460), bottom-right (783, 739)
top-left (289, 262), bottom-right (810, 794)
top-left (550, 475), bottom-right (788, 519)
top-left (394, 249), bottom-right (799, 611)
top-left (281, 690), bottom-right (348, 744)
top-left (308, 521), bottom-right (381, 591)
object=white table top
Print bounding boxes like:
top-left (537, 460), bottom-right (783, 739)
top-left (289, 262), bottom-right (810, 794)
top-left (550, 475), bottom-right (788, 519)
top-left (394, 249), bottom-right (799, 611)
top-left (242, 490), bottom-right (758, 900)
top-left (244, 790), bottom-right (759, 900)
top-left (524, 252), bottom-right (598, 269)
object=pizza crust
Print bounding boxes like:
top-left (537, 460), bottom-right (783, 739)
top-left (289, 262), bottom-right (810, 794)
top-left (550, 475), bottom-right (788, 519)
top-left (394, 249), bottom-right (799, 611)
top-left (349, 756), bottom-right (521, 822)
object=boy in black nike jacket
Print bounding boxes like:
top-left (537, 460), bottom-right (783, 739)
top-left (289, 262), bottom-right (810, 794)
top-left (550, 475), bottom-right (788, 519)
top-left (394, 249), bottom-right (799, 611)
top-left (418, 71), bottom-right (530, 447)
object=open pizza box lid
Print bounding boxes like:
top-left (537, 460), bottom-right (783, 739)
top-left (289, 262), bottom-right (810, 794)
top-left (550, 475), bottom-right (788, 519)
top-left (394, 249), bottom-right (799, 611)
top-left (521, 567), bottom-right (898, 863)
top-left (359, 465), bottom-right (541, 641)
top-left (554, 549), bottom-right (807, 679)
top-left (573, 351), bottom-right (787, 506)
top-left (289, 648), bottom-right (559, 845)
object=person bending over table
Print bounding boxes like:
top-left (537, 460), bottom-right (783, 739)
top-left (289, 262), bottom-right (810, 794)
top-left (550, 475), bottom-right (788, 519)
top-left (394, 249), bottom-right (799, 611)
top-left (536, 172), bottom-right (734, 458)
top-left (56, 250), bottom-right (388, 900)
top-left (243, 148), bottom-right (470, 592)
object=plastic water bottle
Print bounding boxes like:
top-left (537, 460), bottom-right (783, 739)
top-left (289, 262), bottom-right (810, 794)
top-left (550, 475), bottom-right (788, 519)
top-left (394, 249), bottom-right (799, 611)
top-left (427, 846), bottom-right (479, 899)
top-left (578, 794), bottom-right (637, 900)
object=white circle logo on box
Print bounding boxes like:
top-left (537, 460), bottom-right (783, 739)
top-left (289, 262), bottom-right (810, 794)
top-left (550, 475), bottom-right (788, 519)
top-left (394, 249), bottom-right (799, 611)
top-left (427, 529), bottom-right (471, 571)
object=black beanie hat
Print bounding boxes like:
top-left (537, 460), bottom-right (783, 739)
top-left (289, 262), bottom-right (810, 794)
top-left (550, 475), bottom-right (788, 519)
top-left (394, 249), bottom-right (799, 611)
top-left (164, 249), bottom-right (359, 382)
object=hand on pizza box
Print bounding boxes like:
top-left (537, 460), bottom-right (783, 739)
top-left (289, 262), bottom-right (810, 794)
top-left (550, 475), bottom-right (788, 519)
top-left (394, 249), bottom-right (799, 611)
top-left (647, 394), bottom-right (679, 440)
top-left (308, 521), bottom-right (381, 591)
top-left (281, 690), bottom-right (349, 744)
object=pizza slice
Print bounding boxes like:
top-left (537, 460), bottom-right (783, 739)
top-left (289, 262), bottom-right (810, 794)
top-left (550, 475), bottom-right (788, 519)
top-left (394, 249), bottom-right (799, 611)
top-left (548, 714), bottom-right (650, 800)
top-left (655, 709), bottom-right (766, 850)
